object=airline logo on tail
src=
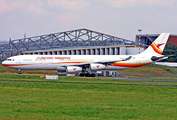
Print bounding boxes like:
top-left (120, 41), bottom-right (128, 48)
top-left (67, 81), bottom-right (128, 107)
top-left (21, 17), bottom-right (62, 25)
top-left (150, 43), bottom-right (165, 54)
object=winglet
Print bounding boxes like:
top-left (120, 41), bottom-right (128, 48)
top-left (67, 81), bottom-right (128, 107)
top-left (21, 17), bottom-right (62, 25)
top-left (122, 56), bottom-right (132, 61)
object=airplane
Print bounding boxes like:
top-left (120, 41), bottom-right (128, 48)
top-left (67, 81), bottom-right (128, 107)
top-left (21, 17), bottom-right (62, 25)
top-left (2, 33), bottom-right (171, 77)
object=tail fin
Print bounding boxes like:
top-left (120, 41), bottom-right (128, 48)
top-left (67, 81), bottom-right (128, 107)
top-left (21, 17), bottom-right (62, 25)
top-left (141, 33), bottom-right (170, 55)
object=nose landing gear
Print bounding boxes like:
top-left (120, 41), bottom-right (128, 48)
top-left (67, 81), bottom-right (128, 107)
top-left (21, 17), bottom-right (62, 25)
top-left (18, 69), bottom-right (21, 74)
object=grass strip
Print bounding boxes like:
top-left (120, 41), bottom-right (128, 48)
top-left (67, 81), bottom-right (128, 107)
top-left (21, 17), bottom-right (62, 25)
top-left (0, 81), bottom-right (177, 120)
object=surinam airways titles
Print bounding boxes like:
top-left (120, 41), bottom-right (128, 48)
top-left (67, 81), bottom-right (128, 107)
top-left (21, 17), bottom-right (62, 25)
top-left (36, 56), bottom-right (71, 60)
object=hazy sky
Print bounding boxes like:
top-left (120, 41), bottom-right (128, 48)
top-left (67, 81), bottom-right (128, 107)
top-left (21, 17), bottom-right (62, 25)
top-left (0, 0), bottom-right (177, 41)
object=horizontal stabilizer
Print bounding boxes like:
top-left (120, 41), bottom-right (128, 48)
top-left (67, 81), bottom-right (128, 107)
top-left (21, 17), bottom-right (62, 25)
top-left (151, 54), bottom-right (175, 61)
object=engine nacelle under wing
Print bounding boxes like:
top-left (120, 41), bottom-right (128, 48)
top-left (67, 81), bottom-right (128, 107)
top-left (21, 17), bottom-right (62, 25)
top-left (67, 66), bottom-right (82, 73)
top-left (56, 66), bottom-right (66, 72)
top-left (90, 64), bottom-right (105, 70)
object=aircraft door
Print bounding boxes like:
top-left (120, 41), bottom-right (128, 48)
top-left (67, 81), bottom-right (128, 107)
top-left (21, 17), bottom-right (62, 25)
top-left (136, 56), bottom-right (140, 63)
top-left (48, 58), bottom-right (53, 64)
top-left (45, 57), bottom-right (54, 70)
top-left (16, 58), bottom-right (21, 64)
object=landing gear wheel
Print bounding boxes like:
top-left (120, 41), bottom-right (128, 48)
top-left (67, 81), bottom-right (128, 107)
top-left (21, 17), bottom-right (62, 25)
top-left (80, 73), bottom-right (85, 77)
top-left (85, 73), bottom-right (91, 77)
top-left (91, 73), bottom-right (96, 77)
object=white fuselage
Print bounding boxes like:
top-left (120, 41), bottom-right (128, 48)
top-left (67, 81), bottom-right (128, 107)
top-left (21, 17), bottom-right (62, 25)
top-left (2, 54), bottom-right (153, 71)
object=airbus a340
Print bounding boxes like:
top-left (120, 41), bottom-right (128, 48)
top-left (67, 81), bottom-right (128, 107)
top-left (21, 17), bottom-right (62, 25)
top-left (2, 33), bottom-right (171, 77)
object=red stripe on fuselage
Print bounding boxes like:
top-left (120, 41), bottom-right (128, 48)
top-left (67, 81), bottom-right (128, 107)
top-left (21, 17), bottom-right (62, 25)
top-left (3, 64), bottom-right (33, 67)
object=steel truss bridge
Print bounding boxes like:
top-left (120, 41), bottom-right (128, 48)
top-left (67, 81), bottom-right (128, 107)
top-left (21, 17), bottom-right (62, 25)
top-left (0, 28), bottom-right (135, 62)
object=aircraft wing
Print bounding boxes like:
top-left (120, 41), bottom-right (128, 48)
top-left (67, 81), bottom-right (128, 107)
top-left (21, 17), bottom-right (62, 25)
top-left (61, 56), bottom-right (132, 67)
top-left (98, 56), bottom-right (132, 64)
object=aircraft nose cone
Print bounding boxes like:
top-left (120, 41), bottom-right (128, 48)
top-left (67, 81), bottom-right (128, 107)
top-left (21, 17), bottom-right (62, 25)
top-left (2, 61), bottom-right (6, 66)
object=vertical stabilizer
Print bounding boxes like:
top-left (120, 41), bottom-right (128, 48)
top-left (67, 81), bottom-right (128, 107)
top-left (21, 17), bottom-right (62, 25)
top-left (141, 33), bottom-right (170, 55)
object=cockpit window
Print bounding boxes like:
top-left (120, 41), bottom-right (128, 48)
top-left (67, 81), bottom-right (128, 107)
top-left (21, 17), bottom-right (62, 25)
top-left (6, 59), bottom-right (14, 61)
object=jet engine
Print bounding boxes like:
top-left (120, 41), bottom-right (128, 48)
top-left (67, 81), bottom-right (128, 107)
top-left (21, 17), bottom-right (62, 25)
top-left (67, 66), bottom-right (82, 73)
top-left (56, 66), bottom-right (66, 72)
top-left (90, 64), bottom-right (105, 70)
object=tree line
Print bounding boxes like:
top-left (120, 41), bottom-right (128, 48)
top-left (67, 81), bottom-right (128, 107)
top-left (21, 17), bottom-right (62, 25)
top-left (162, 43), bottom-right (177, 62)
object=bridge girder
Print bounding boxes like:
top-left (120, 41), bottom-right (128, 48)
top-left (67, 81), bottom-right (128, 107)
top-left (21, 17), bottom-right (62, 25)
top-left (0, 28), bottom-right (135, 61)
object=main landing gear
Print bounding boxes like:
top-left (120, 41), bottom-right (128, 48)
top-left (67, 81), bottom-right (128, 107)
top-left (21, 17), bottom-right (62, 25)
top-left (80, 73), bottom-right (96, 77)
